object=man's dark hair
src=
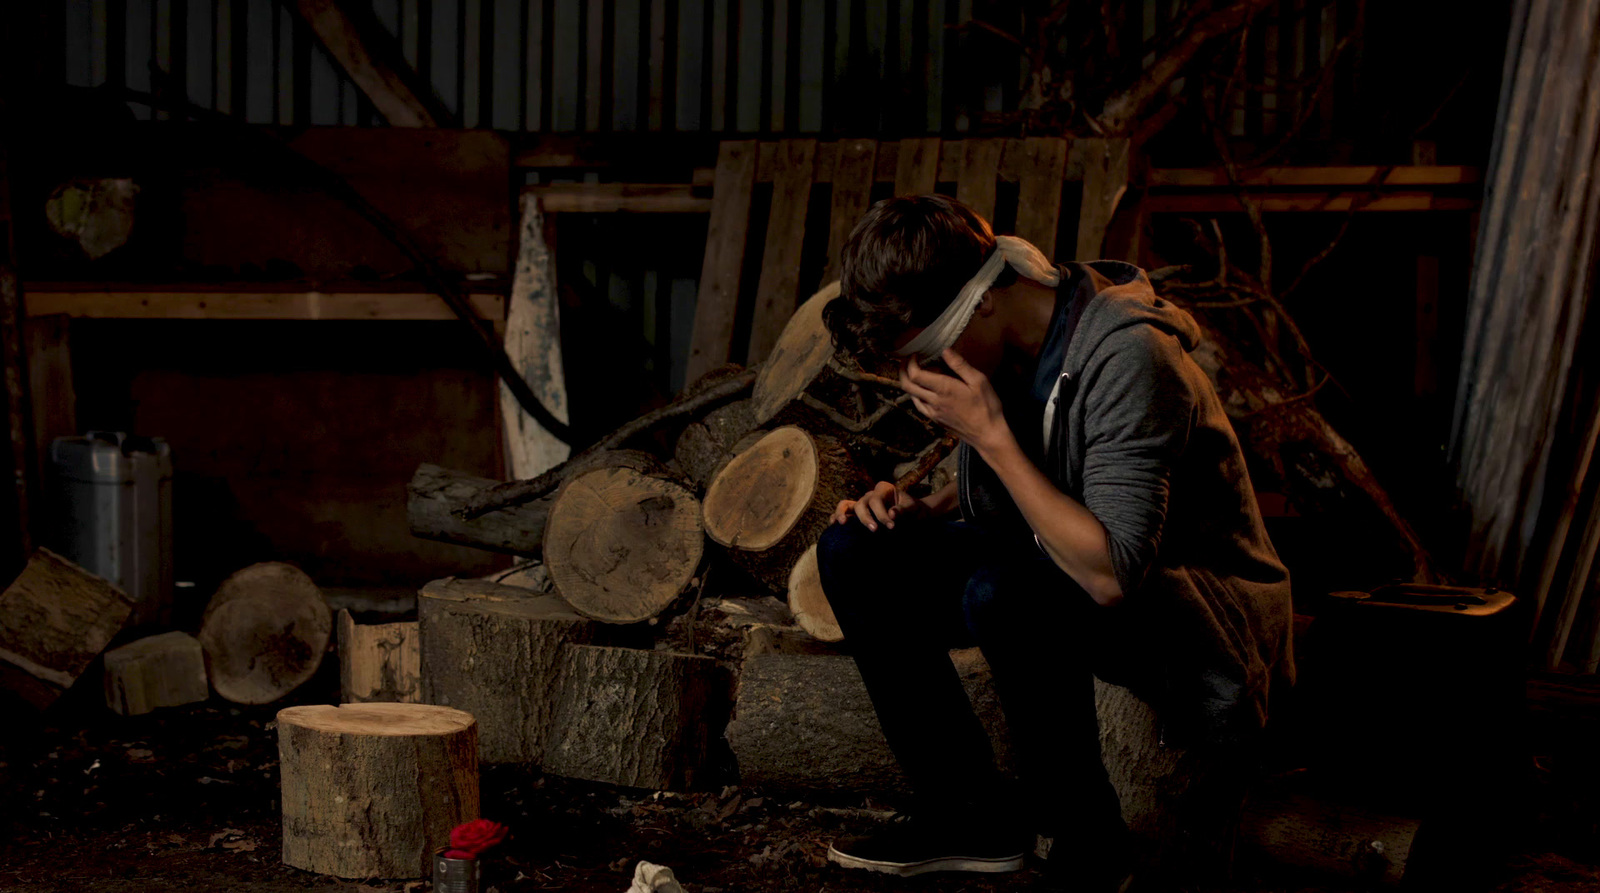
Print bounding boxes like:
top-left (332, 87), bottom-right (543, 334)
top-left (823, 195), bottom-right (1014, 362)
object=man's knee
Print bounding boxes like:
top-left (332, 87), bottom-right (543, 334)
top-left (816, 521), bottom-right (876, 592)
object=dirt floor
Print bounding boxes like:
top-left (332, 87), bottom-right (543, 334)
top-left (2, 664), bottom-right (1599, 893)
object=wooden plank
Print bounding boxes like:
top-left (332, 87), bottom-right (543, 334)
top-left (502, 194), bottom-right (571, 480)
top-left (648, 0), bottom-right (668, 130)
top-left (1144, 193), bottom-right (1480, 213)
top-left (820, 139), bottom-right (878, 285)
top-left (585, 0), bottom-right (604, 130)
top-left (955, 139), bottom-right (1004, 221)
top-left (1074, 138), bottom-right (1131, 260)
top-left (748, 140), bottom-right (817, 364)
top-left (1011, 137), bottom-right (1069, 253)
top-left (24, 289), bottom-right (507, 321)
top-left (686, 140), bottom-right (759, 383)
top-left (25, 315), bottom-right (74, 497)
top-left (526, 183), bottom-right (712, 213)
top-left (936, 141), bottom-right (965, 183)
top-left (894, 137), bottom-right (941, 196)
top-left (292, 0), bottom-right (442, 127)
top-left (1148, 165), bottom-right (1483, 188)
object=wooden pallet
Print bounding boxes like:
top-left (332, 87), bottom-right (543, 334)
top-left (684, 137), bottom-right (1131, 384)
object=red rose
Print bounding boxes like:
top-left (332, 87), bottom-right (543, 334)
top-left (448, 819), bottom-right (509, 858)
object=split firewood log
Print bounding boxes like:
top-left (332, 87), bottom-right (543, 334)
top-left (702, 426), bottom-right (871, 594)
top-left (543, 644), bottom-right (729, 791)
top-left (277, 703), bottom-right (478, 879)
top-left (198, 562), bottom-right (332, 705)
top-left (0, 548), bottom-right (136, 710)
top-left (753, 283), bottom-right (938, 471)
top-left (542, 456), bottom-right (705, 624)
top-left (408, 450), bottom-right (663, 557)
top-left (337, 610), bottom-right (421, 704)
top-left (417, 577), bottom-right (599, 763)
top-left (102, 631), bottom-right (210, 715)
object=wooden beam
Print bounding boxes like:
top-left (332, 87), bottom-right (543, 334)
top-left (0, 110), bottom-right (32, 566)
top-left (894, 138), bottom-right (942, 196)
top-left (524, 183), bottom-right (712, 213)
top-left (1144, 193), bottom-right (1479, 213)
top-left (1148, 166), bottom-right (1482, 188)
top-left (294, 0), bottom-right (443, 127)
top-left (956, 140), bottom-right (1005, 222)
top-left (24, 315), bottom-right (73, 497)
top-left (1011, 137), bottom-right (1070, 253)
top-left (24, 288), bottom-right (506, 321)
top-left (820, 140), bottom-right (878, 285)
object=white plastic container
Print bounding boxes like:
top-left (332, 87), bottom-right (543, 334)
top-left (48, 432), bottom-right (174, 629)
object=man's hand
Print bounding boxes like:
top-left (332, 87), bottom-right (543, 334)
top-left (899, 348), bottom-right (1013, 457)
top-left (833, 481), bottom-right (925, 532)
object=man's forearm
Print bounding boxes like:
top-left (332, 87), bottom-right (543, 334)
top-left (976, 431), bottom-right (1124, 606)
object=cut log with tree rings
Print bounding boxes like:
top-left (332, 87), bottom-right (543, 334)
top-left (787, 543), bottom-right (843, 642)
top-left (199, 562), bottom-right (332, 705)
top-left (702, 426), bottom-right (869, 593)
top-left (543, 461), bottom-right (705, 624)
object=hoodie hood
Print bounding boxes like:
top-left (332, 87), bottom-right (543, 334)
top-left (1060, 260), bottom-right (1201, 375)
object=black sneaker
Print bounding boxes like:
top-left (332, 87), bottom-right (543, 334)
top-left (827, 812), bottom-right (1028, 877)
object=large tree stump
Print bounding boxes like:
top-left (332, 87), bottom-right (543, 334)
top-left (1092, 680), bottom-right (1254, 882)
top-left (0, 548), bottom-right (136, 709)
top-left (198, 563), bottom-right (332, 705)
top-left (543, 645), bottom-right (728, 791)
top-left (726, 650), bottom-right (1010, 793)
top-left (542, 463), bottom-right (705, 624)
top-left (702, 426), bottom-right (869, 593)
top-left (277, 703), bottom-right (478, 879)
top-left (102, 631), bottom-right (210, 715)
top-left (418, 577), bottom-right (597, 764)
top-left (338, 609), bottom-right (421, 704)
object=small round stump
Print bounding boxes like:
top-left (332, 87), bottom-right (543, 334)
top-left (277, 703), bottom-right (479, 879)
top-left (199, 562), bottom-right (331, 704)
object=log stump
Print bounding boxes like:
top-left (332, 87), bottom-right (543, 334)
top-left (672, 399), bottom-right (761, 488)
top-left (277, 703), bottom-right (478, 879)
top-left (542, 462), bottom-right (705, 624)
top-left (418, 578), bottom-right (597, 764)
top-left (726, 650), bottom-right (1009, 793)
top-left (0, 548), bottom-right (136, 709)
top-left (543, 645), bottom-right (728, 791)
top-left (102, 631), bottom-right (210, 715)
top-left (1091, 680), bottom-right (1254, 883)
top-left (338, 610), bottom-right (421, 704)
top-left (198, 563), bottom-right (332, 705)
top-left (702, 426), bottom-right (868, 593)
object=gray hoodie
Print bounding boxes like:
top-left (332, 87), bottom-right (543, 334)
top-left (967, 260), bottom-right (1295, 743)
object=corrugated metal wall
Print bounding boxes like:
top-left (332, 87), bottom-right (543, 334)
top-left (60, 0), bottom-right (1357, 141)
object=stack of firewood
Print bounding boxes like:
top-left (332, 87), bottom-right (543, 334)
top-left (402, 283), bottom-right (967, 792)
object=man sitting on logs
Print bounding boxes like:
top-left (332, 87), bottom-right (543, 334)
top-left (816, 196), bottom-right (1294, 889)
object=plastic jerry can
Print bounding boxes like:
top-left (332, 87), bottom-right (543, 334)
top-left (47, 432), bottom-right (174, 629)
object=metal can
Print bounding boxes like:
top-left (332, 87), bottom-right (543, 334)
top-left (433, 851), bottom-right (481, 893)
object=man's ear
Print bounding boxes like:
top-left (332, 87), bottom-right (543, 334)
top-left (975, 290), bottom-right (998, 317)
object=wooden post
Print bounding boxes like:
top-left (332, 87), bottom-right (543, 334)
top-left (0, 107), bottom-right (35, 570)
top-left (501, 194), bottom-right (571, 479)
top-left (24, 315), bottom-right (73, 500)
top-left (292, 0), bottom-right (446, 127)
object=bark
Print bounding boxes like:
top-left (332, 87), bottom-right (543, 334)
top-left (725, 650), bottom-right (1010, 794)
top-left (543, 645), bottom-right (730, 791)
top-left (418, 577), bottom-right (597, 764)
top-left (277, 703), bottom-right (478, 879)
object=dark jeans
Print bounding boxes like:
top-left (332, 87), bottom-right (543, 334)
top-left (816, 515), bottom-right (1132, 844)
